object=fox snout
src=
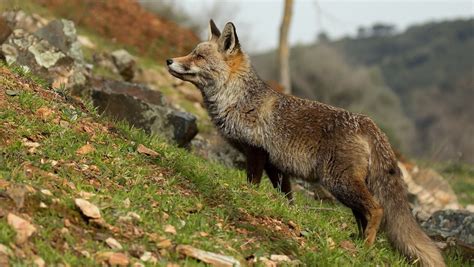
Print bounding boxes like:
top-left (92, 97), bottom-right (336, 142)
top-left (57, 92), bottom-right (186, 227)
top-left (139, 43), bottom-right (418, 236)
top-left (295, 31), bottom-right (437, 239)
top-left (166, 58), bottom-right (173, 66)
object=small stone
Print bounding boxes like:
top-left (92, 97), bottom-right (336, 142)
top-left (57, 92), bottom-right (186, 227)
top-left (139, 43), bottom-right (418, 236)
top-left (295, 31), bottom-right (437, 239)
top-left (106, 237), bottom-right (123, 250)
top-left (270, 254), bottom-right (291, 262)
top-left (40, 189), bottom-right (53, 196)
top-left (123, 198), bottom-right (130, 208)
top-left (39, 202), bottom-right (47, 208)
top-left (5, 90), bottom-right (19, 96)
top-left (6, 185), bottom-right (27, 209)
top-left (7, 213), bottom-right (36, 244)
top-left (75, 198), bottom-right (101, 219)
top-left (466, 204), bottom-right (474, 213)
top-left (140, 251), bottom-right (157, 263)
top-left (60, 227), bottom-right (69, 234)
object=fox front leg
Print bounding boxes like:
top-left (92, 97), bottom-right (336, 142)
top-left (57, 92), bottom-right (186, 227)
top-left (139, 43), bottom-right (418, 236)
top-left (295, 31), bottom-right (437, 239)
top-left (245, 148), bottom-right (267, 185)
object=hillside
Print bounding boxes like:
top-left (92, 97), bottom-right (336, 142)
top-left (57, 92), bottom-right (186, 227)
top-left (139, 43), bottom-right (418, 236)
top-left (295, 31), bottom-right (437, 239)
top-left (0, 61), bottom-right (430, 266)
top-left (0, 2), bottom-right (472, 266)
top-left (252, 19), bottom-right (474, 163)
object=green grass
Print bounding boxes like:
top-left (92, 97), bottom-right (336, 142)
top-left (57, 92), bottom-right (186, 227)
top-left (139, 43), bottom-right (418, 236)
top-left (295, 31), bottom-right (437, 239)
top-left (0, 57), bottom-right (467, 267)
top-left (437, 163), bottom-right (474, 205)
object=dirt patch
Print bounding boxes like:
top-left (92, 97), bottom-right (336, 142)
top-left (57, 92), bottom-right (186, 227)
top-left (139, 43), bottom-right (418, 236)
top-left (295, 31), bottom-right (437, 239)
top-left (36, 0), bottom-right (199, 60)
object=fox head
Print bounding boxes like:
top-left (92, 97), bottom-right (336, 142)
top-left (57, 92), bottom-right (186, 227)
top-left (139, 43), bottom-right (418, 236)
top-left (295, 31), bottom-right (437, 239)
top-left (166, 20), bottom-right (249, 90)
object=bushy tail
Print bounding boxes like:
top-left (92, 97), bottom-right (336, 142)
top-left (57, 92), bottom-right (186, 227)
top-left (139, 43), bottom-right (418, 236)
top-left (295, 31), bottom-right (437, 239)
top-left (370, 170), bottom-right (446, 267)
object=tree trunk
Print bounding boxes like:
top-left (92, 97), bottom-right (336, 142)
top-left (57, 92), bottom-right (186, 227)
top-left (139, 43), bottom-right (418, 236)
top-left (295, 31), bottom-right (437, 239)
top-left (278, 0), bottom-right (293, 94)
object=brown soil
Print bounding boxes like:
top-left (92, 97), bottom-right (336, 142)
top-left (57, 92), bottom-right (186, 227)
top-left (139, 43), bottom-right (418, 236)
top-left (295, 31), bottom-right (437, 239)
top-left (35, 0), bottom-right (199, 61)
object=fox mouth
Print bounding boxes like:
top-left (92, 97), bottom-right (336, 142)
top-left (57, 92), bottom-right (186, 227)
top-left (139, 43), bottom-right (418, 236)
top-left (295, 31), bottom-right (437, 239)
top-left (167, 66), bottom-right (197, 79)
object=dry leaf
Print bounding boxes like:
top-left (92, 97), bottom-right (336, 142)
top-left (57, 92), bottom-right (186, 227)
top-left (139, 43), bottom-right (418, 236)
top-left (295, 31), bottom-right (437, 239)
top-left (7, 213), bottom-right (37, 244)
top-left (137, 144), bottom-right (159, 157)
top-left (157, 238), bottom-right (172, 249)
top-left (326, 237), bottom-right (336, 250)
top-left (76, 144), bottom-right (95, 155)
top-left (164, 224), bottom-right (176, 235)
top-left (106, 237), bottom-right (123, 250)
top-left (36, 107), bottom-right (54, 121)
top-left (339, 240), bottom-right (357, 255)
top-left (176, 245), bottom-right (241, 267)
top-left (75, 198), bottom-right (101, 219)
top-left (107, 252), bottom-right (129, 266)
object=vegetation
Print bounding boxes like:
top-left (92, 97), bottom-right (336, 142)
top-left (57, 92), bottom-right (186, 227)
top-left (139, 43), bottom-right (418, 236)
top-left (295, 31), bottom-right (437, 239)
top-left (4, 62), bottom-right (464, 266)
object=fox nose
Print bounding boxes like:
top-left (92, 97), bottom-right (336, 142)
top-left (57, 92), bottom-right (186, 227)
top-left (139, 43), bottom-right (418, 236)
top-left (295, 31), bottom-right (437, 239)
top-left (166, 59), bottom-right (173, 66)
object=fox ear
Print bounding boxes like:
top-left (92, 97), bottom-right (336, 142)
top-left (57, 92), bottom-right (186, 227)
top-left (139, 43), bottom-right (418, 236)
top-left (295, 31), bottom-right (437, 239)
top-left (208, 19), bottom-right (220, 42)
top-left (218, 22), bottom-right (240, 54)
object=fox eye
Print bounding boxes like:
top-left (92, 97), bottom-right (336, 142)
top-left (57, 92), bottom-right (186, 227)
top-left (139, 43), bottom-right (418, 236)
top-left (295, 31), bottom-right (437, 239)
top-left (196, 54), bottom-right (205, 60)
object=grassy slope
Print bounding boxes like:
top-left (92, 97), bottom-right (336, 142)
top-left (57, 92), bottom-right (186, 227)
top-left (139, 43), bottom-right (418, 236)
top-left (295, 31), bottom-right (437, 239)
top-left (0, 63), bottom-right (466, 267)
top-left (0, 2), bottom-right (468, 266)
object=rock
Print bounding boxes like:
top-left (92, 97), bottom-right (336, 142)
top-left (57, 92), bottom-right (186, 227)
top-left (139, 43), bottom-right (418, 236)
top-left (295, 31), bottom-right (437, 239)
top-left (269, 255), bottom-right (291, 262)
top-left (0, 17), bottom-right (12, 45)
top-left (111, 49), bottom-right (136, 81)
top-left (0, 15), bottom-right (87, 91)
top-left (176, 245), bottom-right (241, 267)
top-left (6, 185), bottom-right (28, 209)
top-left (7, 213), bottom-right (36, 244)
top-left (422, 209), bottom-right (474, 258)
top-left (105, 237), bottom-right (123, 250)
top-left (467, 205), bottom-right (474, 213)
top-left (35, 19), bottom-right (84, 63)
top-left (399, 162), bottom-right (460, 217)
top-left (190, 134), bottom-right (246, 169)
top-left (75, 198), bottom-right (101, 219)
top-left (90, 78), bottom-right (198, 147)
top-left (1, 11), bottom-right (48, 33)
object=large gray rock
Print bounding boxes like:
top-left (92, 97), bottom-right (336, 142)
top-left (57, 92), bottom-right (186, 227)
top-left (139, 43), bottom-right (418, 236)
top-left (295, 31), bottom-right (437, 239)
top-left (1, 11), bottom-right (48, 33)
top-left (90, 78), bottom-right (198, 147)
top-left (0, 15), bottom-right (87, 91)
top-left (111, 49), bottom-right (137, 82)
top-left (422, 210), bottom-right (474, 259)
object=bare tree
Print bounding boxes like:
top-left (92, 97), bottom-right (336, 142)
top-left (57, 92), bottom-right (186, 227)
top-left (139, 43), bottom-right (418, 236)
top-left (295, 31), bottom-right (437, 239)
top-left (278, 0), bottom-right (294, 94)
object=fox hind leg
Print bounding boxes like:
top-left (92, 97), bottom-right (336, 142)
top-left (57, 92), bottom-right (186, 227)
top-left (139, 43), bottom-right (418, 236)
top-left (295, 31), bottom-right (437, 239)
top-left (323, 171), bottom-right (383, 246)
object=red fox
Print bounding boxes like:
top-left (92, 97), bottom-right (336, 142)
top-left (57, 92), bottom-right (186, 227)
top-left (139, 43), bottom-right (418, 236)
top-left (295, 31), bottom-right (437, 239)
top-left (167, 20), bottom-right (445, 267)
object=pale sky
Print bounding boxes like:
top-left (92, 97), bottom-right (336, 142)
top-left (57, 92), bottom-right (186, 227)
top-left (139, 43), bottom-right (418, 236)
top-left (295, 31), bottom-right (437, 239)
top-left (177, 0), bottom-right (473, 53)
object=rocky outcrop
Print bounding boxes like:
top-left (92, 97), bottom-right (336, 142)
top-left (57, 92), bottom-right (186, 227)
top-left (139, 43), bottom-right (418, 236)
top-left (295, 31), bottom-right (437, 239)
top-left (398, 162), bottom-right (461, 220)
top-left (90, 78), bottom-right (198, 147)
top-left (422, 209), bottom-right (474, 259)
top-left (111, 49), bottom-right (137, 82)
top-left (0, 12), bottom-right (88, 91)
